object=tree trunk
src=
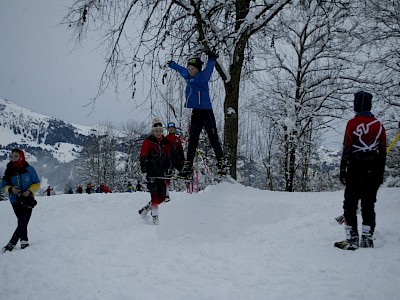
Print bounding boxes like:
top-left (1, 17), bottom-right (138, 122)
top-left (223, 58), bottom-right (244, 179)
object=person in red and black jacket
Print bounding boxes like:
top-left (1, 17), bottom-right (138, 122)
top-left (164, 122), bottom-right (185, 202)
top-left (335, 91), bottom-right (386, 251)
top-left (138, 118), bottom-right (171, 225)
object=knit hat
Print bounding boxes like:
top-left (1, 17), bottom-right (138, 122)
top-left (187, 57), bottom-right (203, 72)
top-left (151, 117), bottom-right (163, 129)
top-left (354, 91), bottom-right (372, 113)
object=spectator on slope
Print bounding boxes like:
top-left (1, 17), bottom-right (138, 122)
top-left (86, 182), bottom-right (93, 194)
top-left (138, 117), bottom-right (171, 225)
top-left (127, 182), bottom-right (135, 193)
top-left (334, 91), bottom-right (386, 250)
top-left (1, 148), bottom-right (40, 253)
top-left (44, 185), bottom-right (53, 196)
top-left (76, 185), bottom-right (83, 194)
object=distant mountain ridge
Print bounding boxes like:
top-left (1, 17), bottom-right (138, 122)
top-left (0, 98), bottom-right (98, 192)
top-left (0, 98), bottom-right (341, 193)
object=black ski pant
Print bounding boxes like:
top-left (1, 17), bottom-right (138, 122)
top-left (9, 203), bottom-right (32, 245)
top-left (343, 173), bottom-right (380, 234)
top-left (186, 109), bottom-right (223, 164)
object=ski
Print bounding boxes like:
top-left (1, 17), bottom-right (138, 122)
top-left (387, 121), bottom-right (400, 154)
top-left (334, 240), bottom-right (358, 251)
top-left (148, 176), bottom-right (193, 182)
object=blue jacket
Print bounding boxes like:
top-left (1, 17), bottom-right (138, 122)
top-left (169, 58), bottom-right (215, 110)
top-left (1, 162), bottom-right (40, 204)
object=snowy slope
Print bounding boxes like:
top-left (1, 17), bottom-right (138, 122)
top-left (1, 183), bottom-right (399, 300)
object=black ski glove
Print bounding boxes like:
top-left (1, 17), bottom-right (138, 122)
top-left (340, 169), bottom-right (346, 185)
top-left (208, 52), bottom-right (219, 60)
top-left (339, 158), bottom-right (347, 185)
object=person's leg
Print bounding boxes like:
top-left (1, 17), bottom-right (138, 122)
top-left (156, 179), bottom-right (167, 205)
top-left (165, 179), bottom-right (171, 202)
top-left (359, 182), bottom-right (379, 248)
top-left (360, 185), bottom-right (378, 233)
top-left (9, 204), bottom-right (32, 245)
top-left (343, 184), bottom-right (360, 234)
top-left (203, 110), bottom-right (224, 161)
top-left (186, 109), bottom-right (204, 164)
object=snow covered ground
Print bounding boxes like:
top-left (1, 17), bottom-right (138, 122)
top-left (1, 182), bottom-right (399, 300)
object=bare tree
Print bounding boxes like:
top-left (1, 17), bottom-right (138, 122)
top-left (250, 0), bottom-right (363, 191)
top-left (77, 123), bottom-right (118, 189)
top-left (119, 120), bottom-right (147, 188)
top-left (63, 0), bottom-right (292, 178)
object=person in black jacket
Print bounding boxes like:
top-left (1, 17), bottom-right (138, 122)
top-left (138, 118), bottom-right (171, 225)
top-left (1, 148), bottom-right (40, 252)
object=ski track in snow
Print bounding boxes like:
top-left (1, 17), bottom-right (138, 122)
top-left (1, 184), bottom-right (399, 300)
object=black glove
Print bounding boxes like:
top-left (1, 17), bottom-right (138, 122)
top-left (167, 60), bottom-right (173, 67)
top-left (209, 52), bottom-right (219, 60)
top-left (339, 169), bottom-right (347, 185)
top-left (339, 158), bottom-right (348, 185)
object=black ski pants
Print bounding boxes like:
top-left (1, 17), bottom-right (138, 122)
top-left (343, 164), bottom-right (380, 233)
top-left (9, 203), bottom-right (32, 245)
top-left (186, 109), bottom-right (223, 164)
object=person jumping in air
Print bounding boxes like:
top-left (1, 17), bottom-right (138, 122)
top-left (138, 118), bottom-right (171, 225)
top-left (167, 53), bottom-right (226, 178)
top-left (334, 91), bottom-right (386, 250)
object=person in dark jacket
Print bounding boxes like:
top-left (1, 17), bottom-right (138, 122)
top-left (76, 185), bottom-right (83, 194)
top-left (85, 182), bottom-right (93, 194)
top-left (334, 91), bottom-right (386, 250)
top-left (165, 122), bottom-right (185, 201)
top-left (138, 118), bottom-right (171, 225)
top-left (1, 148), bottom-right (40, 252)
top-left (168, 54), bottom-right (226, 177)
top-left (44, 185), bottom-right (53, 196)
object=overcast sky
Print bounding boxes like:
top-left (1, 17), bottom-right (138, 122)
top-left (0, 0), bottom-right (148, 127)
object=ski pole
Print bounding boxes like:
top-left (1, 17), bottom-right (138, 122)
top-left (387, 121), bottom-right (400, 154)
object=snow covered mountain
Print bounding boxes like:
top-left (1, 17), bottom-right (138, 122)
top-left (0, 98), bottom-right (98, 191)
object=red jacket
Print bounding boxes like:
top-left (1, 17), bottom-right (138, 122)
top-left (140, 135), bottom-right (171, 177)
top-left (166, 133), bottom-right (185, 170)
top-left (342, 114), bottom-right (386, 161)
top-left (341, 113), bottom-right (386, 183)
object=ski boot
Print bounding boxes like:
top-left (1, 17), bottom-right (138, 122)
top-left (335, 214), bottom-right (346, 225)
top-left (138, 203), bottom-right (151, 218)
top-left (21, 240), bottom-right (30, 250)
top-left (178, 161), bottom-right (193, 179)
top-left (151, 215), bottom-right (159, 225)
top-left (2, 243), bottom-right (15, 253)
top-left (334, 225), bottom-right (359, 251)
top-left (360, 225), bottom-right (374, 248)
top-left (165, 196), bottom-right (171, 203)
